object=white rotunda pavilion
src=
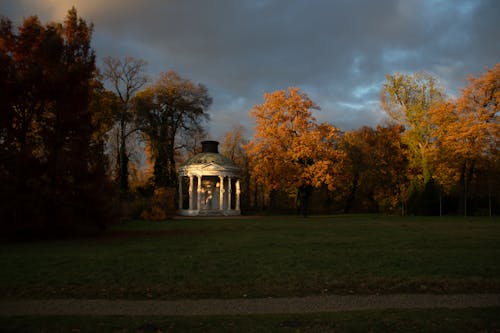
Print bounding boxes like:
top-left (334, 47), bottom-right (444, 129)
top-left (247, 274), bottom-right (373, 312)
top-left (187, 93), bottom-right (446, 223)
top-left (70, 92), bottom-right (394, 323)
top-left (178, 141), bottom-right (241, 216)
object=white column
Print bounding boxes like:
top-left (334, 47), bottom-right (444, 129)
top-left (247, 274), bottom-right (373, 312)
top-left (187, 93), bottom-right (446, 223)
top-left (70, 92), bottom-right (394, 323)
top-left (188, 176), bottom-right (194, 210)
top-left (178, 175), bottom-right (183, 210)
top-left (219, 175), bottom-right (224, 210)
top-left (228, 177), bottom-right (232, 210)
top-left (235, 180), bottom-right (241, 211)
top-left (197, 175), bottom-right (202, 211)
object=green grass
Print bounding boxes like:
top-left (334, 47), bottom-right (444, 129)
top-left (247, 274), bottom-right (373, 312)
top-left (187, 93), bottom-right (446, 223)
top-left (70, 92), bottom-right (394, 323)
top-left (1, 215), bottom-right (499, 299)
top-left (1, 308), bottom-right (499, 332)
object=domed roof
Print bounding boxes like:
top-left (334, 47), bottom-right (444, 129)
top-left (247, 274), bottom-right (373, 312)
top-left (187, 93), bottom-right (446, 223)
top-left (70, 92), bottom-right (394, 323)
top-left (182, 152), bottom-right (237, 168)
top-left (179, 141), bottom-right (239, 175)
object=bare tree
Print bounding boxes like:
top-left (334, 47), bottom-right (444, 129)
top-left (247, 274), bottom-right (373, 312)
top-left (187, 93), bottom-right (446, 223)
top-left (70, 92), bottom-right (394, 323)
top-left (177, 126), bottom-right (209, 158)
top-left (220, 124), bottom-right (252, 211)
top-left (101, 56), bottom-right (147, 196)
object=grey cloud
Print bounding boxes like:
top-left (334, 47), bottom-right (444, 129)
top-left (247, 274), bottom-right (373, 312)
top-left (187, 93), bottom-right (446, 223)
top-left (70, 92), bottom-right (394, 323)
top-left (1, 0), bottom-right (499, 138)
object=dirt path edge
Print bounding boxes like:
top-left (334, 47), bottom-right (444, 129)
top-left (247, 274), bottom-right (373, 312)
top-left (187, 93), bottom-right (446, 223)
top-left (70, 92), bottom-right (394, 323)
top-left (1, 294), bottom-right (500, 316)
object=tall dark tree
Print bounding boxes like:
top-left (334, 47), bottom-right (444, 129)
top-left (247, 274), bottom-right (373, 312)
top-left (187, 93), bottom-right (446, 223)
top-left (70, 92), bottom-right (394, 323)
top-left (0, 8), bottom-right (115, 233)
top-left (135, 71), bottom-right (212, 188)
top-left (101, 56), bottom-right (147, 196)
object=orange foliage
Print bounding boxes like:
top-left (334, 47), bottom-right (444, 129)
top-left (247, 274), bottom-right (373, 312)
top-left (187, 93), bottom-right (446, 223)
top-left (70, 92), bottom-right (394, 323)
top-left (430, 64), bottom-right (499, 182)
top-left (339, 125), bottom-right (409, 213)
top-left (143, 141), bottom-right (155, 177)
top-left (140, 187), bottom-right (177, 221)
top-left (246, 87), bottom-right (344, 199)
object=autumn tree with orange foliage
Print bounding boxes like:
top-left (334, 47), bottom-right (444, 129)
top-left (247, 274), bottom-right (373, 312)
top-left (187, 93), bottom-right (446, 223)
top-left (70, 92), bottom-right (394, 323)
top-left (429, 64), bottom-right (499, 215)
top-left (246, 88), bottom-right (344, 215)
top-left (339, 124), bottom-right (409, 214)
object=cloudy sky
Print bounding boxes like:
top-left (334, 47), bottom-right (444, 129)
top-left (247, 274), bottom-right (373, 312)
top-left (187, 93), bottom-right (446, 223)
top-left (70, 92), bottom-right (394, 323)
top-left (2, 0), bottom-right (499, 139)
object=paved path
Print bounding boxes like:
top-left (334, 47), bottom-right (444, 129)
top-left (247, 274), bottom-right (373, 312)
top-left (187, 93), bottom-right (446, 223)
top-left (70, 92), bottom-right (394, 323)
top-left (1, 294), bottom-right (499, 316)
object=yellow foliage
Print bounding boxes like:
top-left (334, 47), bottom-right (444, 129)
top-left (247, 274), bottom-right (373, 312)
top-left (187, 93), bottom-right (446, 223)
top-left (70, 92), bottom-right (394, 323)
top-left (381, 72), bottom-right (445, 184)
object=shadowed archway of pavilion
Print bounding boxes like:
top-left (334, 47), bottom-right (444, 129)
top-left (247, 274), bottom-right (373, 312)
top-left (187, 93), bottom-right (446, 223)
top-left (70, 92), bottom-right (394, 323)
top-left (178, 141), bottom-right (241, 216)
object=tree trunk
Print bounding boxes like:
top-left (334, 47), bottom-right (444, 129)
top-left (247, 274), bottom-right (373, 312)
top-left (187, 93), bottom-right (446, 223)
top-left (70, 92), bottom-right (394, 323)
top-left (118, 119), bottom-right (129, 196)
top-left (439, 190), bottom-right (442, 217)
top-left (297, 185), bottom-right (312, 217)
top-left (344, 173), bottom-right (359, 214)
top-left (459, 163), bottom-right (466, 216)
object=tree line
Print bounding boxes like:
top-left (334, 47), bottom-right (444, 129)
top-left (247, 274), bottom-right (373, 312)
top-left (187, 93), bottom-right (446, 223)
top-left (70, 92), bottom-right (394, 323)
top-left (240, 68), bottom-right (499, 216)
top-left (1, 9), bottom-right (498, 236)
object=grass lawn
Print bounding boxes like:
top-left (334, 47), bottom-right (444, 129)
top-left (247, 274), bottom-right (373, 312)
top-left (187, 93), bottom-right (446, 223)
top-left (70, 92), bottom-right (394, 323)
top-left (1, 308), bottom-right (499, 332)
top-left (1, 215), bottom-right (499, 299)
